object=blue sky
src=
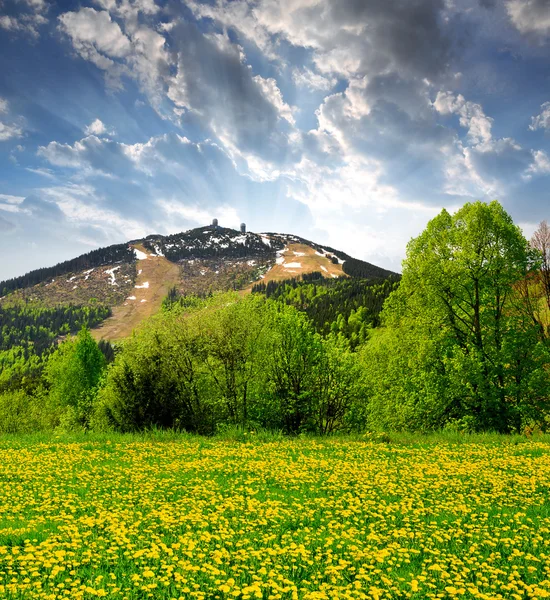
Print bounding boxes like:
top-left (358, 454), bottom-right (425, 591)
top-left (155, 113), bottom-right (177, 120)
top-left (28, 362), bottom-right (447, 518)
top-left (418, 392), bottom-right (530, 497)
top-left (1, 0), bottom-right (550, 280)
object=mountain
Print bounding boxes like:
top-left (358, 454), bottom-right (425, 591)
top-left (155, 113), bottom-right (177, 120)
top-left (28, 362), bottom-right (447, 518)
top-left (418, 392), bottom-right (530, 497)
top-left (0, 224), bottom-right (398, 341)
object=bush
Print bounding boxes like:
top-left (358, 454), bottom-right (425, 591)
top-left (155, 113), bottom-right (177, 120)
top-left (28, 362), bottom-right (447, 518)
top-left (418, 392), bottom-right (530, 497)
top-left (0, 389), bottom-right (58, 434)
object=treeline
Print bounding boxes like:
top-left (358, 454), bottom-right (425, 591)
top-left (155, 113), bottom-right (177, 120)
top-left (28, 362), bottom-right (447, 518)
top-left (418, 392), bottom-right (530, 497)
top-left (364, 202), bottom-right (550, 433)
top-left (342, 257), bottom-right (399, 279)
top-left (252, 275), bottom-right (399, 346)
top-left (0, 244), bottom-right (135, 296)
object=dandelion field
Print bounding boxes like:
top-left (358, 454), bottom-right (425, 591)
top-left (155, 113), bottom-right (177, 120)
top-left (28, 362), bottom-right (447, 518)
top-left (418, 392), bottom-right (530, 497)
top-left (1, 435), bottom-right (550, 600)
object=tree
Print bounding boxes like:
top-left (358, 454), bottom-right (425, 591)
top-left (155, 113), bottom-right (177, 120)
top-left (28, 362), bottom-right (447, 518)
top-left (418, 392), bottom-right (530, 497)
top-left (367, 201), bottom-right (549, 432)
top-left (263, 303), bottom-right (321, 433)
top-left (531, 220), bottom-right (550, 314)
top-left (45, 327), bottom-right (106, 429)
top-left (197, 294), bottom-right (268, 428)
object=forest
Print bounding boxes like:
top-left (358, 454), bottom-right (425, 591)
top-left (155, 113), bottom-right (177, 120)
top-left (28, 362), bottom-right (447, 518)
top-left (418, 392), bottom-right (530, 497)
top-left (1, 201), bottom-right (550, 435)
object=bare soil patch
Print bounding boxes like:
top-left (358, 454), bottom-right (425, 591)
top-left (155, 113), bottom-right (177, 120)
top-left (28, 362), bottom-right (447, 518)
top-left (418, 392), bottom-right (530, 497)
top-left (91, 245), bottom-right (179, 342)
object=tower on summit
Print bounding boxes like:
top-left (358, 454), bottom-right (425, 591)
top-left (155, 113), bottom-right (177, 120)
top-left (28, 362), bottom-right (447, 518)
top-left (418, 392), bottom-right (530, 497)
top-left (240, 223), bottom-right (246, 233)
top-left (212, 218), bottom-right (219, 229)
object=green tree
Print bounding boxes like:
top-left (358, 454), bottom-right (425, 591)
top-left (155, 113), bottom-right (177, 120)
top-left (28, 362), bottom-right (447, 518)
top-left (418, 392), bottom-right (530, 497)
top-left (263, 303), bottom-right (321, 433)
top-left (45, 327), bottom-right (106, 429)
top-left (366, 201), bottom-right (550, 432)
top-left (197, 294), bottom-right (268, 428)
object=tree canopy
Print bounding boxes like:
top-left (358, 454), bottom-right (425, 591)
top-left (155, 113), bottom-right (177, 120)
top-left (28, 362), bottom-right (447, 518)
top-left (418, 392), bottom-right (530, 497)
top-left (364, 201), bottom-right (550, 432)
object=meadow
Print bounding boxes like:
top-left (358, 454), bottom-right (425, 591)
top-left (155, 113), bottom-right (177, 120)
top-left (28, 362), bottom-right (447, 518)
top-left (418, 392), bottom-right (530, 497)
top-left (1, 433), bottom-right (550, 599)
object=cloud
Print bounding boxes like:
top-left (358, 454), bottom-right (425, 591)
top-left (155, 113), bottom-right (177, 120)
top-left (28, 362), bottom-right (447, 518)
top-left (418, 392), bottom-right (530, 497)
top-left (530, 101), bottom-right (550, 131)
top-left (433, 91), bottom-right (538, 199)
top-left (25, 167), bottom-right (57, 179)
top-left (84, 118), bottom-right (115, 136)
top-left (189, 0), bottom-right (455, 81)
top-left (58, 6), bottom-right (169, 101)
top-left (506, 0), bottom-right (550, 35)
top-left (38, 183), bottom-right (148, 240)
top-left (292, 67), bottom-right (337, 91)
top-left (0, 194), bottom-right (26, 213)
top-left (33, 130), bottom-right (314, 251)
top-left (0, 194), bottom-right (25, 204)
top-left (434, 91), bottom-right (493, 147)
top-left (524, 149), bottom-right (550, 177)
top-left (0, 97), bottom-right (24, 141)
top-left (38, 135), bottom-right (133, 174)
top-left (0, 0), bottom-right (48, 38)
top-left (59, 8), bottom-right (131, 59)
top-left (167, 23), bottom-right (300, 169)
top-left (0, 121), bottom-right (23, 141)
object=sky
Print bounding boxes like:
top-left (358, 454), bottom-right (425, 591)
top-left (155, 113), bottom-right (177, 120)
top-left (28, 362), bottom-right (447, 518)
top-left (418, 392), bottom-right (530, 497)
top-left (1, 0), bottom-right (550, 280)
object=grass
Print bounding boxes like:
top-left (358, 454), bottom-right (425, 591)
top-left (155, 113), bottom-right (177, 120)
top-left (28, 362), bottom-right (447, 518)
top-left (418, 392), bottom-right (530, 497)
top-left (0, 432), bottom-right (550, 599)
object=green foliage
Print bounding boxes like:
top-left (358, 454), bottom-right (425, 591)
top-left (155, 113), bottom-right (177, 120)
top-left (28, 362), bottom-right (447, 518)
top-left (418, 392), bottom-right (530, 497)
top-left (364, 201), bottom-right (550, 433)
top-left (0, 389), bottom-right (57, 434)
top-left (252, 275), bottom-right (398, 346)
top-left (3, 201), bottom-right (549, 437)
top-left (97, 294), bottom-right (365, 434)
top-left (45, 327), bottom-right (106, 430)
top-left (0, 302), bottom-right (111, 355)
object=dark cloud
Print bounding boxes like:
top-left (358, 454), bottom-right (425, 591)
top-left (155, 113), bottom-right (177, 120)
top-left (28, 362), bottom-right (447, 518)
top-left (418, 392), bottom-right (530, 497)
top-left (328, 0), bottom-right (452, 79)
top-left (166, 21), bottom-right (300, 166)
top-left (506, 0), bottom-right (550, 36)
top-left (467, 139), bottom-right (533, 184)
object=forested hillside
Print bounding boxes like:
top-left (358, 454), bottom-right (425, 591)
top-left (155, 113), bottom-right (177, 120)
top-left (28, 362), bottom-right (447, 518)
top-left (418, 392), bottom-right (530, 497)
top-left (0, 302), bottom-right (112, 396)
top-left (0, 243), bottom-right (136, 296)
top-left (252, 274), bottom-right (399, 346)
top-left (0, 303), bottom-right (111, 354)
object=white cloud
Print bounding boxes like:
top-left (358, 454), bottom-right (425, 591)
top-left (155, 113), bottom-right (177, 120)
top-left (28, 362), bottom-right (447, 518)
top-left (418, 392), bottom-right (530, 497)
top-left (84, 118), bottom-right (115, 136)
top-left (530, 101), bottom-right (550, 132)
top-left (59, 8), bottom-right (131, 59)
top-left (0, 97), bottom-right (24, 141)
top-left (58, 7), bottom-right (168, 101)
top-left (0, 194), bottom-right (26, 213)
top-left (292, 67), bottom-right (337, 91)
top-left (0, 0), bottom-right (48, 37)
top-left (188, 0), bottom-right (454, 82)
top-left (39, 183), bottom-right (148, 240)
top-left (253, 75), bottom-right (296, 125)
top-left (0, 15), bottom-right (18, 31)
top-left (507, 0), bottom-right (550, 35)
top-left (25, 167), bottom-right (57, 179)
top-left (524, 149), bottom-right (550, 178)
top-left (0, 194), bottom-right (25, 204)
top-left (434, 91), bottom-right (493, 147)
top-left (0, 121), bottom-right (23, 142)
top-left (158, 201), bottom-right (241, 229)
